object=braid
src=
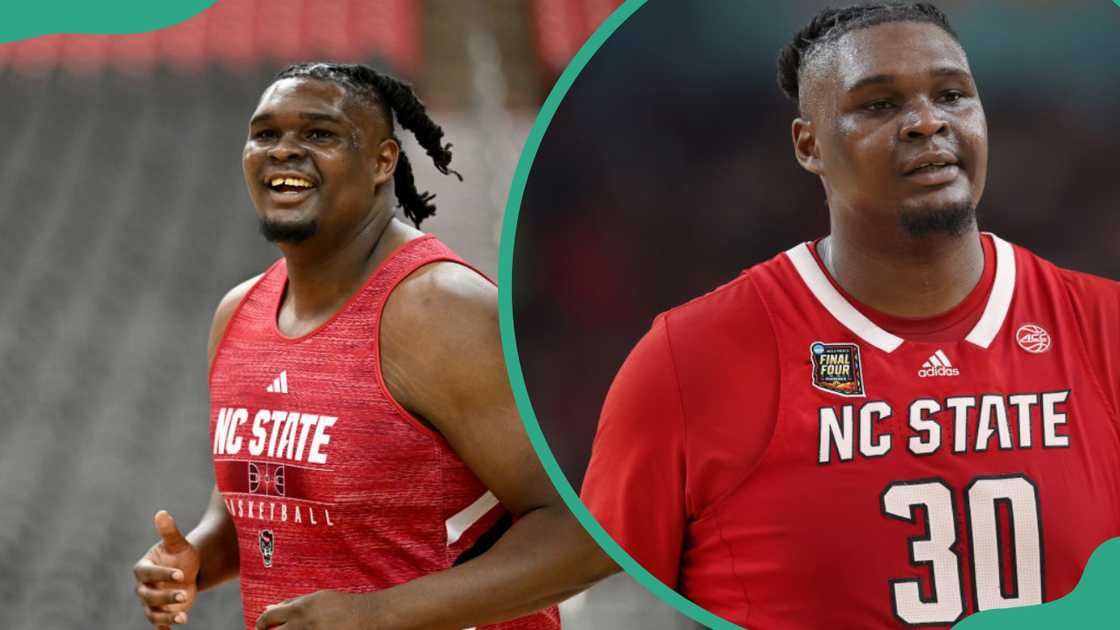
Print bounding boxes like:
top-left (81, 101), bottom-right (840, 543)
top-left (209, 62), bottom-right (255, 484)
top-left (777, 2), bottom-right (959, 108)
top-left (273, 62), bottom-right (461, 227)
top-left (390, 148), bottom-right (437, 227)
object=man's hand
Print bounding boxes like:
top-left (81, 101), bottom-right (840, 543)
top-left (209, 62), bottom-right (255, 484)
top-left (132, 510), bottom-right (202, 628)
top-left (255, 590), bottom-right (371, 630)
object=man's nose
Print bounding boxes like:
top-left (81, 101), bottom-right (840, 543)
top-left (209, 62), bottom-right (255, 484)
top-left (899, 100), bottom-right (948, 140)
top-left (268, 133), bottom-right (306, 161)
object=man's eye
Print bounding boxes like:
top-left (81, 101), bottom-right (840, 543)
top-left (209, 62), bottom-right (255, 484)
top-left (865, 100), bottom-right (895, 112)
top-left (308, 129), bottom-right (336, 140)
top-left (940, 91), bottom-right (964, 104)
top-left (253, 129), bottom-right (278, 141)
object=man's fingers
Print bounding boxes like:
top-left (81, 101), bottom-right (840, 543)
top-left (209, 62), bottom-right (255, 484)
top-left (144, 607), bottom-right (188, 626)
top-left (136, 584), bottom-right (189, 608)
top-left (255, 602), bottom-right (293, 630)
top-left (153, 510), bottom-right (191, 554)
top-left (134, 562), bottom-right (185, 585)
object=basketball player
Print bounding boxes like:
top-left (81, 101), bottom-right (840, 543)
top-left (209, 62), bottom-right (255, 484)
top-left (582, 3), bottom-right (1120, 628)
top-left (131, 63), bottom-right (602, 630)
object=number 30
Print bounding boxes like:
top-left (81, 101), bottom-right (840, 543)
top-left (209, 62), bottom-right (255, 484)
top-left (881, 475), bottom-right (1043, 625)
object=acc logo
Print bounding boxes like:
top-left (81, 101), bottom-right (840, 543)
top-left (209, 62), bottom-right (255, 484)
top-left (1016, 324), bottom-right (1051, 354)
top-left (810, 342), bottom-right (865, 397)
top-left (259, 529), bottom-right (275, 568)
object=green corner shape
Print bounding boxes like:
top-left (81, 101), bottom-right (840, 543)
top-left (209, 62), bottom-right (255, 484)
top-left (954, 536), bottom-right (1120, 629)
top-left (0, 1), bottom-right (218, 44)
top-left (496, 1), bottom-right (742, 628)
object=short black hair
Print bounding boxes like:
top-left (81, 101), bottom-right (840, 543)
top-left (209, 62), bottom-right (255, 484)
top-left (273, 62), bottom-right (462, 227)
top-left (777, 2), bottom-right (960, 108)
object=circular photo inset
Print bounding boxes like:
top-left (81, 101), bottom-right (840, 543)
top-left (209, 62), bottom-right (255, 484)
top-left (511, 1), bottom-right (1120, 628)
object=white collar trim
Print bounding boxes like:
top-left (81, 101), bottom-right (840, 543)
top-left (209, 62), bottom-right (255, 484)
top-left (784, 233), bottom-right (1015, 353)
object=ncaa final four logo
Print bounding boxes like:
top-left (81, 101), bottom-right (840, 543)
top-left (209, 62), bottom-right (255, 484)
top-left (810, 342), bottom-right (866, 397)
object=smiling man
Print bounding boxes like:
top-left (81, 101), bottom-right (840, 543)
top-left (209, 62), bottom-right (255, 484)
top-left (130, 62), bottom-right (606, 630)
top-left (581, 3), bottom-right (1120, 628)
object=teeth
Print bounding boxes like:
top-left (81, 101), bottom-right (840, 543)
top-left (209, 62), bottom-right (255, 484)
top-left (269, 176), bottom-right (313, 188)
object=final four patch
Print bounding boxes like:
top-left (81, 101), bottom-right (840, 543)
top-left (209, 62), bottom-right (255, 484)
top-left (810, 342), bottom-right (865, 397)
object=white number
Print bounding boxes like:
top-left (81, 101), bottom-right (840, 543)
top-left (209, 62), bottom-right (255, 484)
top-left (966, 477), bottom-right (1043, 610)
top-left (882, 481), bottom-right (964, 624)
top-left (882, 475), bottom-right (1043, 626)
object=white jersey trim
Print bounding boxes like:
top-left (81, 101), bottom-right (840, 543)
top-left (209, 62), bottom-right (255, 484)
top-left (445, 490), bottom-right (500, 546)
top-left (786, 242), bottom-right (904, 353)
top-left (785, 233), bottom-right (1015, 353)
top-left (964, 234), bottom-right (1016, 349)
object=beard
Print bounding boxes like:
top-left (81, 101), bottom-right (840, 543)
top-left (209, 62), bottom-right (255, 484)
top-left (258, 217), bottom-right (319, 244)
top-left (898, 202), bottom-right (977, 239)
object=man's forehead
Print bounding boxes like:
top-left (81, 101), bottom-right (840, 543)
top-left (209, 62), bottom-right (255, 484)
top-left (253, 78), bottom-right (350, 117)
top-left (829, 22), bottom-right (970, 89)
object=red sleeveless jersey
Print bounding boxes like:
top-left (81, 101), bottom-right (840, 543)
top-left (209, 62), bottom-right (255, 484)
top-left (583, 233), bottom-right (1120, 628)
top-left (209, 235), bottom-right (560, 630)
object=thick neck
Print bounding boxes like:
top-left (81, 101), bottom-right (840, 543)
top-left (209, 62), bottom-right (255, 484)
top-left (821, 215), bottom-right (984, 319)
top-left (276, 208), bottom-right (412, 325)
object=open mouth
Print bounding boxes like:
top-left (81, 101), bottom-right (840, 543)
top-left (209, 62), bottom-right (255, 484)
top-left (267, 175), bottom-right (316, 194)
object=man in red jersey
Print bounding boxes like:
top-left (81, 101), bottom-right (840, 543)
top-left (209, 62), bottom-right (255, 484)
top-left (130, 62), bottom-right (612, 630)
top-left (582, 3), bottom-right (1120, 628)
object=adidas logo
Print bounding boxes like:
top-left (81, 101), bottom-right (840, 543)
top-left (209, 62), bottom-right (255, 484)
top-left (265, 370), bottom-right (289, 393)
top-left (918, 350), bottom-right (959, 377)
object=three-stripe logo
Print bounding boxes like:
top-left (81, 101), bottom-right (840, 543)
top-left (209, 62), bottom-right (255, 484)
top-left (918, 349), bottom-right (960, 377)
top-left (265, 370), bottom-right (289, 393)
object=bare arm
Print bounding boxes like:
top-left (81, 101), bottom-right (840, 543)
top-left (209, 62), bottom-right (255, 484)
top-left (189, 275), bottom-right (263, 591)
top-left (255, 263), bottom-right (616, 630)
top-left (187, 485), bottom-right (239, 592)
top-left (132, 275), bottom-right (258, 626)
top-left (374, 263), bottom-right (618, 627)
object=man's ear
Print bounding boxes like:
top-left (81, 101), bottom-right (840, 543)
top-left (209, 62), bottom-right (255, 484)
top-left (792, 117), bottom-right (824, 176)
top-left (373, 137), bottom-right (400, 186)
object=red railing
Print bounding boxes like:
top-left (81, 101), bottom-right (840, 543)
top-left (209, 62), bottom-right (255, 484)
top-left (531, 0), bottom-right (624, 77)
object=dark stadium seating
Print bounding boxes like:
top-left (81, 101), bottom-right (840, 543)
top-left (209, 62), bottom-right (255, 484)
top-left (0, 67), bottom-right (281, 629)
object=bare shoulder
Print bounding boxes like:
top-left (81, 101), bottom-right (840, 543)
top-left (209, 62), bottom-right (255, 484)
top-left (384, 261), bottom-right (497, 334)
top-left (207, 274), bottom-right (264, 365)
top-left (380, 261), bottom-right (502, 426)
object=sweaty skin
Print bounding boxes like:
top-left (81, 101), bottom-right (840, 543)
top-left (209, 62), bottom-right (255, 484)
top-left (579, 19), bottom-right (1002, 597)
top-left (792, 21), bottom-right (989, 317)
top-left (132, 78), bottom-right (617, 630)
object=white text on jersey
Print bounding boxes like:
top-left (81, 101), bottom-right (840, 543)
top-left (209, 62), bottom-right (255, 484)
top-left (213, 407), bottom-right (337, 464)
top-left (818, 391), bottom-right (1071, 464)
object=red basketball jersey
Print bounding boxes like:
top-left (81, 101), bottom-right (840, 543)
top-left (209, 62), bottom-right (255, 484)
top-left (582, 233), bottom-right (1120, 629)
top-left (209, 235), bottom-right (559, 630)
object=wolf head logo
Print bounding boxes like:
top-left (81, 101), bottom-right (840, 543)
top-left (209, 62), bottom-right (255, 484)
top-left (258, 529), bottom-right (275, 568)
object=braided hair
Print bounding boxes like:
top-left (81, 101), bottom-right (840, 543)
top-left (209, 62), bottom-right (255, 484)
top-left (273, 62), bottom-right (462, 227)
top-left (777, 3), bottom-right (959, 109)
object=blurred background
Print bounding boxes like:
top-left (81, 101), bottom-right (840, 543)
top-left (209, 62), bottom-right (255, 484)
top-left (515, 0), bottom-right (1120, 533)
top-left (0, 0), bottom-right (699, 628)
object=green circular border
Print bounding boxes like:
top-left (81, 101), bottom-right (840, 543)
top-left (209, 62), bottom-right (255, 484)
top-left (496, 1), bottom-right (741, 628)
